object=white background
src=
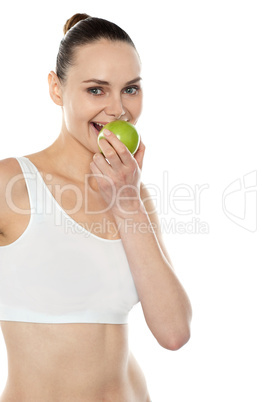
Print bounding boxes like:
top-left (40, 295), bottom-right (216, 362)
top-left (0, 1), bottom-right (261, 401)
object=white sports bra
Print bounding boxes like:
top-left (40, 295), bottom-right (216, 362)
top-left (0, 156), bottom-right (139, 324)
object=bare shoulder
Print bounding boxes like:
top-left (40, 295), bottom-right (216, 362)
top-left (0, 157), bottom-right (26, 235)
top-left (0, 156), bottom-right (24, 189)
top-left (0, 156), bottom-right (26, 172)
top-left (0, 157), bottom-right (23, 190)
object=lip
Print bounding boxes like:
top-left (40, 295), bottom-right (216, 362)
top-left (90, 122), bottom-right (106, 136)
top-left (92, 120), bottom-right (129, 125)
top-left (92, 122), bottom-right (109, 125)
top-left (90, 120), bottom-right (130, 136)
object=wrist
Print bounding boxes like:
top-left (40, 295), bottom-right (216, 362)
top-left (112, 198), bottom-right (147, 220)
top-left (112, 202), bottom-right (157, 238)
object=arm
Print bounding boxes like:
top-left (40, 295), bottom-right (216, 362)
top-left (90, 132), bottom-right (192, 350)
top-left (0, 158), bottom-right (18, 239)
top-left (113, 183), bottom-right (192, 350)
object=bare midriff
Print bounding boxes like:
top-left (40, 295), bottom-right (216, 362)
top-left (0, 321), bottom-right (150, 402)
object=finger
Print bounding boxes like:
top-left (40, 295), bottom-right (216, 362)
top-left (134, 137), bottom-right (146, 170)
top-left (98, 138), bottom-right (122, 169)
top-left (90, 160), bottom-right (101, 173)
top-left (92, 151), bottom-right (113, 175)
top-left (100, 129), bottom-right (133, 166)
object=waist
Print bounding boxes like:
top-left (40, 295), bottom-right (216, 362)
top-left (0, 321), bottom-right (150, 401)
top-left (1, 354), bottom-right (149, 402)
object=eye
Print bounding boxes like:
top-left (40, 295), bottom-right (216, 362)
top-left (87, 87), bottom-right (104, 96)
top-left (123, 86), bottom-right (140, 95)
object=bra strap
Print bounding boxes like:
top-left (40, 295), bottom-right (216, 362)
top-left (14, 156), bottom-right (45, 215)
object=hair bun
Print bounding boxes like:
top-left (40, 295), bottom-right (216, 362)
top-left (63, 13), bottom-right (91, 35)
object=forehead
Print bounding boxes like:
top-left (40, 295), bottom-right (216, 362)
top-left (70, 39), bottom-right (141, 84)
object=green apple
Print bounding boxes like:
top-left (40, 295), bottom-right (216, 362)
top-left (97, 120), bottom-right (140, 155)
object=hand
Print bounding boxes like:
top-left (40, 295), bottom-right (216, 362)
top-left (89, 129), bottom-right (146, 217)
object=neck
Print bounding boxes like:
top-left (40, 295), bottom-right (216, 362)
top-left (42, 129), bottom-right (99, 190)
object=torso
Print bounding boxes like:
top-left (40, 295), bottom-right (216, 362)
top-left (0, 152), bottom-right (150, 401)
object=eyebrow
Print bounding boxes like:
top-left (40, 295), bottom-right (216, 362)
top-left (81, 77), bottom-right (142, 85)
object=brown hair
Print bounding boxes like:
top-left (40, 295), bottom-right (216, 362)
top-left (56, 13), bottom-right (136, 85)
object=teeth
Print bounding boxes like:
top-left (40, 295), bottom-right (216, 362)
top-left (95, 122), bottom-right (104, 127)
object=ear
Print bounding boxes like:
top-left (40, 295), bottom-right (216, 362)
top-left (48, 71), bottom-right (63, 106)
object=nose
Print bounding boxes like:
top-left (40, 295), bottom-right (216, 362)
top-left (104, 93), bottom-right (125, 120)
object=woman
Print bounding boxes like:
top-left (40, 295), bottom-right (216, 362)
top-left (0, 13), bottom-right (192, 402)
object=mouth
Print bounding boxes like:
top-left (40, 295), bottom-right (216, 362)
top-left (91, 122), bottom-right (106, 135)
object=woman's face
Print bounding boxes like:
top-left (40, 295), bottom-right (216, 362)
top-left (56, 39), bottom-right (142, 153)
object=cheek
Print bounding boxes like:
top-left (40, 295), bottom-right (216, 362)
top-left (73, 96), bottom-right (103, 122)
top-left (132, 96), bottom-right (143, 118)
top-left (124, 94), bottom-right (143, 117)
top-left (63, 102), bottom-right (87, 134)
top-left (65, 97), bottom-right (90, 123)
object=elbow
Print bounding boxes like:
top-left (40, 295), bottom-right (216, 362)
top-left (160, 328), bottom-right (191, 351)
top-left (169, 331), bottom-right (191, 351)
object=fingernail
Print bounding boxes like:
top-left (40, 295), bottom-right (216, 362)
top-left (103, 129), bottom-right (111, 137)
